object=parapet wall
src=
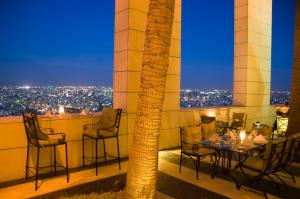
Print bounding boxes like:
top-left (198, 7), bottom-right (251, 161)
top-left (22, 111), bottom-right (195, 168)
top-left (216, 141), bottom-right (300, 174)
top-left (0, 105), bottom-right (276, 183)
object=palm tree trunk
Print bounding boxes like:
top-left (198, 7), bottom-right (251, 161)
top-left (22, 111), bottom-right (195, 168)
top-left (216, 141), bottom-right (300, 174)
top-left (125, 0), bottom-right (175, 198)
top-left (287, 0), bottom-right (300, 135)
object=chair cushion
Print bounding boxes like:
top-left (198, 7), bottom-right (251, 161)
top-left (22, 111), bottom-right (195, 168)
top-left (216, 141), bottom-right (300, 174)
top-left (38, 134), bottom-right (66, 147)
top-left (231, 112), bottom-right (245, 128)
top-left (98, 130), bottom-right (117, 138)
top-left (182, 126), bottom-right (202, 151)
top-left (242, 157), bottom-right (263, 171)
top-left (100, 108), bottom-right (118, 129)
top-left (83, 125), bottom-right (99, 138)
top-left (184, 147), bottom-right (215, 156)
top-left (257, 127), bottom-right (273, 138)
top-left (84, 126), bottom-right (117, 139)
top-left (202, 121), bottom-right (216, 139)
top-left (262, 138), bottom-right (286, 170)
top-left (24, 112), bottom-right (49, 140)
top-left (37, 129), bottom-right (49, 140)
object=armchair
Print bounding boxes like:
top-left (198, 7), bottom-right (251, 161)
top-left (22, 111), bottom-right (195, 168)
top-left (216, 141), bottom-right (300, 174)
top-left (179, 126), bottom-right (217, 179)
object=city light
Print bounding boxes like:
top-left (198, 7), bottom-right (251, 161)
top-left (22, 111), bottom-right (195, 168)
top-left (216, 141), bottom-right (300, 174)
top-left (0, 86), bottom-right (290, 117)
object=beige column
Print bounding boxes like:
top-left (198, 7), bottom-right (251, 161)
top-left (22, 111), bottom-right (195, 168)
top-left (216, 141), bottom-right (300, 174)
top-left (234, 0), bottom-right (272, 107)
top-left (233, 0), bottom-right (275, 126)
top-left (114, 0), bottom-right (181, 149)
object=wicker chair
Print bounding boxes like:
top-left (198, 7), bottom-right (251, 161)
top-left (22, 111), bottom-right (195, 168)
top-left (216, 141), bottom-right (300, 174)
top-left (23, 112), bottom-right (69, 190)
top-left (82, 107), bottom-right (122, 175)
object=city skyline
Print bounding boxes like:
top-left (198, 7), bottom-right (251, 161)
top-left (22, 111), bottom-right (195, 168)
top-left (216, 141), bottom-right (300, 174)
top-left (0, 86), bottom-right (290, 117)
top-left (0, 0), bottom-right (296, 90)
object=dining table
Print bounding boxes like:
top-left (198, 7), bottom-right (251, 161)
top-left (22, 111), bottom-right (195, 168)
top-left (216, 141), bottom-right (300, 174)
top-left (201, 134), bottom-right (268, 188)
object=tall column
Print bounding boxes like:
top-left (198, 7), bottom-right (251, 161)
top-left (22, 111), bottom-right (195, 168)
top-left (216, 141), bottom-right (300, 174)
top-left (233, 0), bottom-right (272, 107)
top-left (233, 0), bottom-right (275, 127)
top-left (114, 0), bottom-right (181, 149)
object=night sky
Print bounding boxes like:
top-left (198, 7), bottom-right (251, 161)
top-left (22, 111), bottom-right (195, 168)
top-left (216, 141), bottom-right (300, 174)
top-left (0, 0), bottom-right (296, 90)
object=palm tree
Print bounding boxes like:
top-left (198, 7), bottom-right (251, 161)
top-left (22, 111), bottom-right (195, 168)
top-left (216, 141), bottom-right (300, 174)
top-left (125, 0), bottom-right (175, 198)
top-left (287, 0), bottom-right (300, 135)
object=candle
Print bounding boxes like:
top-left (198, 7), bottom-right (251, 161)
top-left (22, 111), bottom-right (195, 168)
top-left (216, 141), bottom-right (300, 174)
top-left (240, 130), bottom-right (246, 143)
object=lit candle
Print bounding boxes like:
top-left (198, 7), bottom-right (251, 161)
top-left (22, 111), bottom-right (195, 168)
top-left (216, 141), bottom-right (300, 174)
top-left (240, 130), bottom-right (246, 143)
top-left (59, 105), bottom-right (65, 114)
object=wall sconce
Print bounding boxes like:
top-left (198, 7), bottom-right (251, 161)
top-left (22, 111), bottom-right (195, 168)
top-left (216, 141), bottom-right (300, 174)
top-left (59, 105), bottom-right (65, 114)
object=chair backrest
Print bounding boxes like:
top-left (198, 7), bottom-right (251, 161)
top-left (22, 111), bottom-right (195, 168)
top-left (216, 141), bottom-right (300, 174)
top-left (101, 107), bottom-right (122, 134)
top-left (200, 115), bottom-right (217, 139)
top-left (200, 115), bottom-right (216, 124)
top-left (179, 126), bottom-right (202, 152)
top-left (231, 112), bottom-right (247, 129)
top-left (263, 138), bottom-right (287, 171)
top-left (252, 123), bottom-right (273, 138)
top-left (23, 112), bottom-right (39, 146)
top-left (284, 132), bottom-right (300, 165)
top-left (276, 116), bottom-right (288, 133)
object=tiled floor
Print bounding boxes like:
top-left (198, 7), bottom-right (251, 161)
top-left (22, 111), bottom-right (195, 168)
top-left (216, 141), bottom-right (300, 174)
top-left (0, 149), bottom-right (299, 199)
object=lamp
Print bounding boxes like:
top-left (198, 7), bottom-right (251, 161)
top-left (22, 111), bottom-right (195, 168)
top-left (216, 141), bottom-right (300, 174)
top-left (59, 105), bottom-right (65, 114)
top-left (207, 111), bottom-right (216, 117)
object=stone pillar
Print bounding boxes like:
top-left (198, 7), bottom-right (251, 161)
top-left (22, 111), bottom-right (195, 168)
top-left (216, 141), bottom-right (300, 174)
top-left (233, 0), bottom-right (274, 126)
top-left (114, 0), bottom-right (181, 149)
top-left (234, 0), bottom-right (272, 107)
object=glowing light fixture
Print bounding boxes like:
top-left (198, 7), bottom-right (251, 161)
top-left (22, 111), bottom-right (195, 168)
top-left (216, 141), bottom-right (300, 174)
top-left (59, 105), bottom-right (65, 114)
top-left (239, 130), bottom-right (246, 143)
top-left (207, 111), bottom-right (216, 117)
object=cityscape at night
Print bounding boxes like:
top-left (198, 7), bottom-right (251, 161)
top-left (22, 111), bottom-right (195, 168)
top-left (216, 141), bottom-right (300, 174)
top-left (0, 86), bottom-right (290, 117)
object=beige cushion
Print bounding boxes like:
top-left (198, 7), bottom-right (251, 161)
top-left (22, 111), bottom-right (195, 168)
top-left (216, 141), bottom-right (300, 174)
top-left (184, 148), bottom-right (215, 156)
top-left (24, 113), bottom-right (49, 140)
top-left (38, 134), bottom-right (65, 147)
top-left (83, 123), bottom-right (117, 139)
top-left (182, 126), bottom-right (202, 151)
top-left (231, 112), bottom-right (245, 128)
top-left (243, 140), bottom-right (281, 171)
top-left (83, 125), bottom-right (100, 138)
top-left (98, 130), bottom-right (117, 138)
top-left (262, 138), bottom-right (286, 170)
top-left (100, 107), bottom-right (118, 129)
top-left (202, 121), bottom-right (216, 139)
top-left (242, 157), bottom-right (264, 171)
top-left (257, 127), bottom-right (273, 138)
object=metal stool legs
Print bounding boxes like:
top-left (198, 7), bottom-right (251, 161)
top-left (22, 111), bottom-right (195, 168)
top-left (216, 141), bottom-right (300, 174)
top-left (25, 142), bottom-right (30, 179)
top-left (95, 138), bottom-right (98, 176)
top-left (65, 143), bottom-right (69, 182)
top-left (117, 137), bottom-right (121, 170)
top-left (35, 147), bottom-right (40, 191)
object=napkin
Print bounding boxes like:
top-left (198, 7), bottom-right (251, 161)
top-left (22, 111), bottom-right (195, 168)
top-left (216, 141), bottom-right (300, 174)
top-left (80, 109), bottom-right (88, 115)
top-left (208, 134), bottom-right (220, 142)
top-left (225, 131), bottom-right (235, 139)
top-left (248, 130), bottom-right (257, 140)
top-left (253, 134), bottom-right (267, 144)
